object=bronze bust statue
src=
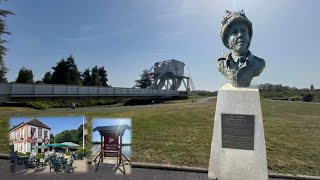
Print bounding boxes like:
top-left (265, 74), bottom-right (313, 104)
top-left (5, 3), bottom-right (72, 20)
top-left (218, 10), bottom-right (265, 87)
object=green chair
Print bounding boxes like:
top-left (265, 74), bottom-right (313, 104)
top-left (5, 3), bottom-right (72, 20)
top-left (64, 159), bottom-right (74, 174)
top-left (37, 158), bottom-right (44, 167)
top-left (49, 158), bottom-right (62, 173)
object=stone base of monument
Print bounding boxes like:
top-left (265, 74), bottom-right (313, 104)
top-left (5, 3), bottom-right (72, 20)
top-left (208, 83), bottom-right (268, 180)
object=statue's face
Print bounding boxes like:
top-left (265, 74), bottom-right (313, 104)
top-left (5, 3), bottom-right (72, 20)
top-left (227, 22), bottom-right (250, 56)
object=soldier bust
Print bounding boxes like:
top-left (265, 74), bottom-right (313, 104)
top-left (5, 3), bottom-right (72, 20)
top-left (218, 10), bottom-right (265, 87)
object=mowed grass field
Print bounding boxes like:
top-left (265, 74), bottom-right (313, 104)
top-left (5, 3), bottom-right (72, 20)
top-left (0, 98), bottom-right (319, 176)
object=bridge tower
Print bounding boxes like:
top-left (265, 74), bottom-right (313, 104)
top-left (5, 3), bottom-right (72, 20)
top-left (147, 59), bottom-right (195, 94)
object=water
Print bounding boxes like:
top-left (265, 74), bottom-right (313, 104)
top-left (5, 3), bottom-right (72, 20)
top-left (121, 146), bottom-right (131, 159)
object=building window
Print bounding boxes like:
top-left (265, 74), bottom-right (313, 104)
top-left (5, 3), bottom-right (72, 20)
top-left (38, 127), bottom-right (42, 139)
top-left (31, 127), bottom-right (37, 146)
top-left (44, 130), bottom-right (49, 144)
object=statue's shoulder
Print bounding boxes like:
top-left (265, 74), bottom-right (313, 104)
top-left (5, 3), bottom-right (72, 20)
top-left (252, 55), bottom-right (265, 68)
top-left (253, 55), bottom-right (266, 64)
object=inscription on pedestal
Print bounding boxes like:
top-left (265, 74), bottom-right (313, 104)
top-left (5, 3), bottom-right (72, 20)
top-left (221, 113), bottom-right (255, 150)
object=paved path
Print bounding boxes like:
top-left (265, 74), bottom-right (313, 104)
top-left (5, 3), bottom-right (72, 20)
top-left (126, 168), bottom-right (293, 180)
top-left (196, 97), bottom-right (216, 104)
top-left (1, 159), bottom-right (307, 180)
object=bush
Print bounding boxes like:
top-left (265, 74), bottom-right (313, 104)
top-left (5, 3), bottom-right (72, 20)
top-left (65, 151), bottom-right (71, 156)
top-left (17, 152), bottom-right (25, 156)
top-left (76, 149), bottom-right (86, 155)
top-left (24, 98), bottom-right (121, 110)
top-left (36, 153), bottom-right (45, 159)
top-left (25, 101), bottom-right (50, 110)
top-left (25, 152), bottom-right (31, 157)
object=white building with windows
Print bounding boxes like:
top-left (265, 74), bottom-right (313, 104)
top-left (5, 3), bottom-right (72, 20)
top-left (9, 118), bottom-right (51, 153)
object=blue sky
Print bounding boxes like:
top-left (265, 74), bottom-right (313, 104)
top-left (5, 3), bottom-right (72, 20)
top-left (2, 0), bottom-right (320, 90)
top-left (92, 118), bottom-right (132, 144)
top-left (9, 116), bottom-right (86, 136)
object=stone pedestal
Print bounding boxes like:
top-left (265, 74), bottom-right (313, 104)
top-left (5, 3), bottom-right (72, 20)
top-left (208, 83), bottom-right (268, 180)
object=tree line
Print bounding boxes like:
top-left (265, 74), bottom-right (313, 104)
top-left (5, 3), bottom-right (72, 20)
top-left (259, 83), bottom-right (319, 100)
top-left (14, 55), bottom-right (110, 86)
top-left (50, 124), bottom-right (86, 146)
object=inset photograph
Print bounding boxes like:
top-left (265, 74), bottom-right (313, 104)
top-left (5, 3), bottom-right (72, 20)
top-left (91, 118), bottom-right (131, 175)
top-left (9, 116), bottom-right (88, 175)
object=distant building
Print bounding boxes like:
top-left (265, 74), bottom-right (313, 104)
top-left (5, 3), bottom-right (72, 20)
top-left (9, 118), bottom-right (51, 153)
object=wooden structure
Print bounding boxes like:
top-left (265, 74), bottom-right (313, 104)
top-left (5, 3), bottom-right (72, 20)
top-left (93, 125), bottom-right (131, 173)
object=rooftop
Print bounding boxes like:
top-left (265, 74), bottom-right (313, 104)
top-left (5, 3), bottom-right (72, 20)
top-left (93, 125), bottom-right (131, 137)
top-left (10, 118), bottom-right (51, 131)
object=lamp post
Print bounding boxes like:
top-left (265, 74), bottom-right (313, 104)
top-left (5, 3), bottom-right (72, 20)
top-left (83, 116), bottom-right (85, 149)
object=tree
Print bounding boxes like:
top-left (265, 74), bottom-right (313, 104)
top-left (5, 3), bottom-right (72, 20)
top-left (134, 69), bottom-right (152, 88)
top-left (42, 71), bottom-right (52, 84)
top-left (50, 133), bottom-right (55, 143)
top-left (54, 130), bottom-right (79, 144)
top-left (0, 3), bottom-right (13, 82)
top-left (77, 123), bottom-right (87, 145)
top-left (54, 123), bottom-right (87, 145)
top-left (82, 68), bottom-right (91, 85)
top-left (98, 66), bottom-right (108, 86)
top-left (16, 67), bottom-right (34, 83)
top-left (81, 66), bottom-right (109, 86)
top-left (50, 55), bottom-right (82, 85)
top-left (310, 84), bottom-right (314, 91)
top-left (91, 66), bottom-right (102, 86)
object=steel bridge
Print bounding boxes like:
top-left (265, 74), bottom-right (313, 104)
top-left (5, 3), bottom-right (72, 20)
top-left (0, 83), bottom-right (179, 103)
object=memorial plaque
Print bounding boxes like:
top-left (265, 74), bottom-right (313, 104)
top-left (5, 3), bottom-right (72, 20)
top-left (221, 113), bottom-right (254, 150)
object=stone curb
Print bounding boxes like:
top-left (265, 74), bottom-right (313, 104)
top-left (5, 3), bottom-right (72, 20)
top-left (132, 162), bottom-right (320, 180)
top-left (268, 173), bottom-right (320, 180)
top-left (132, 162), bottom-right (208, 173)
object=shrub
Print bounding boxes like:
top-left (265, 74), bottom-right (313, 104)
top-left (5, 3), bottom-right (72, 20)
top-left (65, 151), bottom-right (71, 156)
top-left (36, 153), bottom-right (45, 159)
top-left (76, 149), bottom-right (86, 155)
top-left (25, 101), bottom-right (50, 110)
top-left (25, 152), bottom-right (31, 156)
top-left (23, 98), bottom-right (121, 110)
top-left (17, 152), bottom-right (25, 156)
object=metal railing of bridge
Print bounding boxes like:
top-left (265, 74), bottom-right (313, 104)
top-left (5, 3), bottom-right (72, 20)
top-left (0, 83), bottom-right (179, 101)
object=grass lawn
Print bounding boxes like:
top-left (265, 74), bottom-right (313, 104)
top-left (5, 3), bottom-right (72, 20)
top-left (0, 98), bottom-right (319, 176)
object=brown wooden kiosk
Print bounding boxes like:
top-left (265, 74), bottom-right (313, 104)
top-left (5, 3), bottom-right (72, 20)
top-left (93, 125), bottom-right (131, 173)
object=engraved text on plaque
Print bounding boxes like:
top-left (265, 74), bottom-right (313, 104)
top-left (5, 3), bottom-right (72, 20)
top-left (221, 113), bottom-right (255, 150)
